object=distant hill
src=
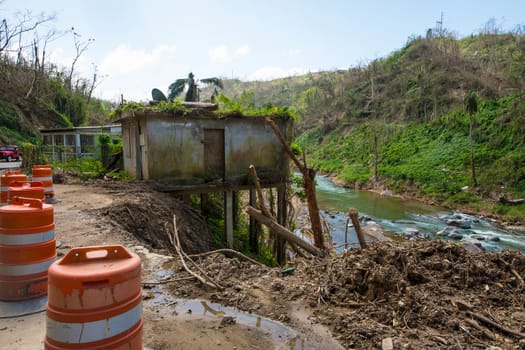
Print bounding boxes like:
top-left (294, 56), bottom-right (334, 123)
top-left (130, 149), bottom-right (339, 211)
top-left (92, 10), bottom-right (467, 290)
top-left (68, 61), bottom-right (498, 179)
top-left (211, 32), bottom-right (524, 133)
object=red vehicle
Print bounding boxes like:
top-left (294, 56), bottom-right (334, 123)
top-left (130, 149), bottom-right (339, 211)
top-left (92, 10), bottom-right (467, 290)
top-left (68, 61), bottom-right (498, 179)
top-left (0, 145), bottom-right (22, 162)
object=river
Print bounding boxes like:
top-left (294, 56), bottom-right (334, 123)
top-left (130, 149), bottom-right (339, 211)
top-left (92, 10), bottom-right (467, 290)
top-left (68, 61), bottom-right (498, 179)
top-left (313, 175), bottom-right (525, 253)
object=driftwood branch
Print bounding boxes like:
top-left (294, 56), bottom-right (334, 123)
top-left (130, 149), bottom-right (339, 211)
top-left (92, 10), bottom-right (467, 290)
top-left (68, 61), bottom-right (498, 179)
top-left (188, 249), bottom-right (268, 268)
top-left (142, 276), bottom-right (195, 285)
top-left (498, 257), bottom-right (524, 289)
top-left (245, 205), bottom-right (324, 257)
top-left (288, 241), bottom-right (307, 258)
top-left (499, 197), bottom-right (525, 205)
top-left (466, 311), bottom-right (525, 338)
top-left (169, 215), bottom-right (224, 290)
top-left (463, 319), bottom-right (497, 341)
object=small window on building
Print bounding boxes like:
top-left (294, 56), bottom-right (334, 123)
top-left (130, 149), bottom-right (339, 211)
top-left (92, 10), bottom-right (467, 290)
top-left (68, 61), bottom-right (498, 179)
top-left (65, 135), bottom-right (76, 146)
top-left (55, 135), bottom-right (64, 145)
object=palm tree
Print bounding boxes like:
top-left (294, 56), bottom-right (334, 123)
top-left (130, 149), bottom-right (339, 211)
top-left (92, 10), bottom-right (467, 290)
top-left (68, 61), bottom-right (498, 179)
top-left (167, 72), bottom-right (223, 102)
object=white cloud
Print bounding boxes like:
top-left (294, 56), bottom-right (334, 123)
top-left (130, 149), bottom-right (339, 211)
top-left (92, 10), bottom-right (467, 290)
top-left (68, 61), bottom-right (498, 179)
top-left (208, 45), bottom-right (231, 63)
top-left (235, 45), bottom-right (251, 57)
top-left (248, 66), bottom-right (308, 81)
top-left (285, 49), bottom-right (302, 56)
top-left (47, 48), bottom-right (66, 67)
top-left (96, 85), bottom-right (150, 103)
top-left (208, 45), bottom-right (251, 64)
top-left (47, 47), bottom-right (92, 77)
top-left (99, 44), bottom-right (177, 75)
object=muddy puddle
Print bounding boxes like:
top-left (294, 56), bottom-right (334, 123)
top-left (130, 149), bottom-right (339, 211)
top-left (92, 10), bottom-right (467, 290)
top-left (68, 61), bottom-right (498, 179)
top-left (143, 263), bottom-right (339, 350)
top-left (146, 289), bottom-right (326, 349)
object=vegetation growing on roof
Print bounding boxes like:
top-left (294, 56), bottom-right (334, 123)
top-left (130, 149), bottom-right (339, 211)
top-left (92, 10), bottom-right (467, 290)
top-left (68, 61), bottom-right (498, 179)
top-left (215, 94), bottom-right (296, 119)
top-left (110, 99), bottom-right (188, 117)
top-left (111, 94), bottom-right (296, 120)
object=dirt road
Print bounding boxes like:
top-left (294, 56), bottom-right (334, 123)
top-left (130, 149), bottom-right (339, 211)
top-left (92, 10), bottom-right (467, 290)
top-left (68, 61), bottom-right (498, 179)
top-left (0, 183), bottom-right (339, 350)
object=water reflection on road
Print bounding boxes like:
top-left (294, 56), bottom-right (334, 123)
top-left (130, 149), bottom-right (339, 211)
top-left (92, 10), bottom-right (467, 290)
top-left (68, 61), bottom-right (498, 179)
top-left (314, 175), bottom-right (525, 253)
top-left (147, 276), bottom-right (341, 349)
top-left (0, 161), bottom-right (22, 171)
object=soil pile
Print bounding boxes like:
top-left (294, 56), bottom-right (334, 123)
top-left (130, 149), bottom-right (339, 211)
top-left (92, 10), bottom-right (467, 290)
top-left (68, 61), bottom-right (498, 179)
top-left (85, 180), bottom-right (214, 254)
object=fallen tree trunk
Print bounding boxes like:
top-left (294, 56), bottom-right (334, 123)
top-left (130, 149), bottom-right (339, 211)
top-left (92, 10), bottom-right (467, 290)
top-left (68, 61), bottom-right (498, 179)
top-left (245, 205), bottom-right (325, 257)
top-left (499, 197), bottom-right (525, 205)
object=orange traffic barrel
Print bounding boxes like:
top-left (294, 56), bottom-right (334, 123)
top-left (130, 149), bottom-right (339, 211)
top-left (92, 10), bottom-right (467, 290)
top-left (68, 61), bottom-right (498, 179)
top-left (45, 245), bottom-right (143, 350)
top-left (1, 171), bottom-right (28, 205)
top-left (8, 181), bottom-right (45, 202)
top-left (32, 165), bottom-right (55, 203)
top-left (0, 197), bottom-right (56, 301)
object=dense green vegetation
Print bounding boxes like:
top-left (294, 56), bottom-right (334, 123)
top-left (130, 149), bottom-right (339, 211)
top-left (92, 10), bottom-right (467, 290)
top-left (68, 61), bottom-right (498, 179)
top-left (298, 94), bottom-right (525, 197)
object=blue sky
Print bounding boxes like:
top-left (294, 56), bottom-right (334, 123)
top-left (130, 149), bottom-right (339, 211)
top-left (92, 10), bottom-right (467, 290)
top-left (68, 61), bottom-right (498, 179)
top-left (4, 0), bottom-right (524, 102)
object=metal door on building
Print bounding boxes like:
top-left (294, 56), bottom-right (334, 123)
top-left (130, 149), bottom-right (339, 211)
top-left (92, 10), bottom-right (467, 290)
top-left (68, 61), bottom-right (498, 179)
top-left (203, 129), bottom-right (225, 181)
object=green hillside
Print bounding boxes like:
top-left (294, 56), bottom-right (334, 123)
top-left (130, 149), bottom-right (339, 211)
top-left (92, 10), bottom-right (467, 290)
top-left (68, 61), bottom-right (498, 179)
top-left (0, 61), bottom-right (113, 145)
top-left (213, 31), bottom-right (525, 221)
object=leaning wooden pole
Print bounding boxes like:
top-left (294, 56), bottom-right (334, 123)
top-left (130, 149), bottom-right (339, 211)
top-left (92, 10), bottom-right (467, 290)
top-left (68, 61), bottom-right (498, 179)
top-left (245, 205), bottom-right (324, 257)
top-left (265, 118), bottom-right (326, 251)
top-left (348, 208), bottom-right (367, 249)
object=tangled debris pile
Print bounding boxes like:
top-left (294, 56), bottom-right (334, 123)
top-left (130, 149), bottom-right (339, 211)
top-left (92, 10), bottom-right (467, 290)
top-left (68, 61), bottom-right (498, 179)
top-left (159, 240), bottom-right (525, 349)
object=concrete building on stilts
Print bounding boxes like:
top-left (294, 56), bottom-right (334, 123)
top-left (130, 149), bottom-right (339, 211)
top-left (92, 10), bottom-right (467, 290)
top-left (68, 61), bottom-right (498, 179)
top-left (114, 102), bottom-right (294, 263)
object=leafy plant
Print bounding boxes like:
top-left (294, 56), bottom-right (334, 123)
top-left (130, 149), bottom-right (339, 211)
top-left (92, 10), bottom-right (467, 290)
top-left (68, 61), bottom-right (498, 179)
top-left (151, 72), bottom-right (223, 102)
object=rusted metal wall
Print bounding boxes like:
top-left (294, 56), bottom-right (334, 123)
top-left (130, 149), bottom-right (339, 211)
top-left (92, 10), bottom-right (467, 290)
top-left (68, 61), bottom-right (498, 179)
top-left (121, 112), bottom-right (292, 187)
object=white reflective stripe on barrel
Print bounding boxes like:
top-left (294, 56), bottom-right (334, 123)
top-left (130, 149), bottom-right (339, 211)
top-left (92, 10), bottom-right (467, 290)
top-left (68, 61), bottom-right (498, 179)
top-left (0, 256), bottom-right (56, 276)
top-left (0, 186), bottom-right (8, 191)
top-left (31, 177), bottom-right (52, 182)
top-left (0, 229), bottom-right (55, 245)
top-left (46, 302), bottom-right (142, 344)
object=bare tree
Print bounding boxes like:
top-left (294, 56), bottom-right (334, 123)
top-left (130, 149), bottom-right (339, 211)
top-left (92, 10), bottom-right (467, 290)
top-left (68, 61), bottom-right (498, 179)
top-left (479, 17), bottom-right (502, 35)
top-left (26, 28), bottom-right (63, 98)
top-left (0, 6), bottom-right (55, 55)
top-left (67, 28), bottom-right (94, 92)
top-left (86, 63), bottom-right (105, 104)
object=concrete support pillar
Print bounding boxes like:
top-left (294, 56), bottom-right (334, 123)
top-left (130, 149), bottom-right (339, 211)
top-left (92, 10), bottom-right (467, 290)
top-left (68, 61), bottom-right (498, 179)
top-left (75, 133), bottom-right (81, 158)
top-left (51, 135), bottom-right (56, 161)
top-left (276, 184), bottom-right (287, 265)
top-left (224, 191), bottom-right (234, 248)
